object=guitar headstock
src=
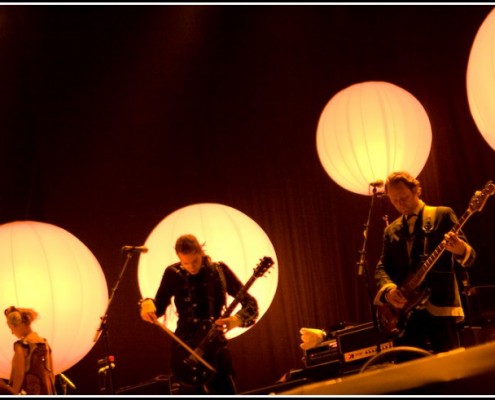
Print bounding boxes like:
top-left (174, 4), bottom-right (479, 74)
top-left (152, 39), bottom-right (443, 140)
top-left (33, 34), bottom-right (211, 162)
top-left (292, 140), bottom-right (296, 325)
top-left (253, 256), bottom-right (274, 278)
top-left (469, 180), bottom-right (495, 213)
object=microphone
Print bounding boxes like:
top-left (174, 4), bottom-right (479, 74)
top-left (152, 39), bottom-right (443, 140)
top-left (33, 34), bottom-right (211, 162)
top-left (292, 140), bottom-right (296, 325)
top-left (97, 356), bottom-right (116, 375)
top-left (98, 363), bottom-right (115, 375)
top-left (97, 356), bottom-right (115, 366)
top-left (121, 245), bottom-right (148, 253)
top-left (58, 373), bottom-right (77, 390)
top-left (369, 180), bottom-right (384, 188)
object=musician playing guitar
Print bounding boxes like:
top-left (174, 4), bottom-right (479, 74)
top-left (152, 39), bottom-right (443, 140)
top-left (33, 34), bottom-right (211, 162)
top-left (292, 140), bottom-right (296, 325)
top-left (139, 234), bottom-right (259, 395)
top-left (374, 171), bottom-right (476, 358)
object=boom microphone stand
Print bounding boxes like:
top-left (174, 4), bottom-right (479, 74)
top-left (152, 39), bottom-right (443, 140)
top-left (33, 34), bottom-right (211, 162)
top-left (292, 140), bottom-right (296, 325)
top-left (356, 181), bottom-right (387, 356)
top-left (94, 245), bottom-right (148, 394)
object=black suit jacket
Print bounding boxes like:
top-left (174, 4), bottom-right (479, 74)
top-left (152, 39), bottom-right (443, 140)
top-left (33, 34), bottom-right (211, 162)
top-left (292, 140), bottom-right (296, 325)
top-left (375, 205), bottom-right (476, 311)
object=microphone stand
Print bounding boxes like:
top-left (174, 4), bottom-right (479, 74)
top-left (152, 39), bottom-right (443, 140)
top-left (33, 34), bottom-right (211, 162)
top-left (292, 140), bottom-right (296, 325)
top-left (356, 184), bottom-right (385, 356)
top-left (94, 250), bottom-right (137, 395)
top-left (57, 373), bottom-right (77, 395)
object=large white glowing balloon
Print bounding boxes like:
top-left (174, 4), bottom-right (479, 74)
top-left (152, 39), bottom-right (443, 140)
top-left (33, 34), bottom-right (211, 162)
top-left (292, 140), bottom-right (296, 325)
top-left (316, 81), bottom-right (432, 195)
top-left (138, 203), bottom-right (278, 339)
top-left (466, 7), bottom-right (495, 152)
top-left (0, 221), bottom-right (108, 378)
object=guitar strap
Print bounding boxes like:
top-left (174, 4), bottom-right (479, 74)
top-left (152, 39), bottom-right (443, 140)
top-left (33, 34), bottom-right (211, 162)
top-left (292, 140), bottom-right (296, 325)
top-left (422, 205), bottom-right (437, 233)
top-left (205, 262), bottom-right (228, 319)
top-left (215, 262), bottom-right (228, 309)
top-left (421, 205), bottom-right (437, 259)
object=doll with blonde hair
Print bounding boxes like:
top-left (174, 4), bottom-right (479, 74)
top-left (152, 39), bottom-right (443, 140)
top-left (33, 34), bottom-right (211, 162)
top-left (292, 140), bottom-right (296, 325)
top-left (4, 306), bottom-right (56, 395)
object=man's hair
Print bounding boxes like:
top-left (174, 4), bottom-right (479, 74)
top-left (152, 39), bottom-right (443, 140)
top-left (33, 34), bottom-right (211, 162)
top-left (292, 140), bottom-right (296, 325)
top-left (385, 171), bottom-right (422, 196)
top-left (175, 234), bottom-right (204, 254)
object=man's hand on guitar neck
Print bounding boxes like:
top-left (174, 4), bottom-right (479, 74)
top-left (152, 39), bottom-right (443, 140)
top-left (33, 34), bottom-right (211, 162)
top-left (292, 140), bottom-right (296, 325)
top-left (214, 315), bottom-right (242, 332)
top-left (443, 232), bottom-right (468, 257)
top-left (385, 287), bottom-right (408, 309)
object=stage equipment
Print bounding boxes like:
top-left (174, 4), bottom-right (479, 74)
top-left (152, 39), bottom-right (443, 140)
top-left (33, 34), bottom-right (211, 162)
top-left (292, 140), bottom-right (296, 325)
top-left (57, 373), bottom-right (77, 394)
top-left (0, 220), bottom-right (108, 380)
top-left (467, 7), bottom-right (495, 152)
top-left (334, 322), bottom-right (394, 364)
top-left (316, 81), bottom-right (432, 196)
top-left (303, 339), bottom-right (339, 367)
top-left (116, 375), bottom-right (172, 395)
top-left (280, 340), bottom-right (495, 395)
top-left (302, 322), bottom-right (394, 368)
top-left (460, 284), bottom-right (495, 347)
top-left (466, 285), bottom-right (495, 325)
top-left (278, 321), bottom-right (396, 389)
top-left (358, 345), bottom-right (432, 374)
top-left (137, 202), bottom-right (278, 339)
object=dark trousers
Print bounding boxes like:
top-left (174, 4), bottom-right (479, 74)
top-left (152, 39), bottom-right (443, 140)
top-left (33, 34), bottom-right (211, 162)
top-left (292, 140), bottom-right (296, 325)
top-left (396, 308), bottom-right (461, 355)
top-left (175, 347), bottom-right (237, 395)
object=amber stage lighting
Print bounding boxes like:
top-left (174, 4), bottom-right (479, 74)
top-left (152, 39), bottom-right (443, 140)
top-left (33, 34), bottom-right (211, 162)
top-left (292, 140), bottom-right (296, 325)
top-left (467, 7), bottom-right (495, 153)
top-left (0, 221), bottom-right (109, 378)
top-left (316, 81), bottom-right (432, 196)
top-left (137, 203), bottom-right (278, 340)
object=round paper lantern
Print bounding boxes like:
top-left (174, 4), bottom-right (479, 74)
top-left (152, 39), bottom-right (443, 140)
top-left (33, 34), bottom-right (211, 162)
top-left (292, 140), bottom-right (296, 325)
top-left (138, 203), bottom-right (278, 340)
top-left (316, 81), bottom-right (432, 195)
top-left (0, 221), bottom-right (108, 378)
top-left (466, 7), bottom-right (495, 151)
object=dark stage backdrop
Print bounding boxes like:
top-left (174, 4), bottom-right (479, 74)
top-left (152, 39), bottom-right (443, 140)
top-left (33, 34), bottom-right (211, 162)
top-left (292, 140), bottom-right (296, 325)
top-left (0, 4), bottom-right (494, 395)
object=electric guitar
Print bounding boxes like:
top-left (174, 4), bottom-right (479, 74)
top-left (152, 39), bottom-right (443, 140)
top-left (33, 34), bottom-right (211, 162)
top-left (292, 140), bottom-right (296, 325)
top-left (170, 256), bottom-right (274, 387)
top-left (377, 180), bottom-right (495, 337)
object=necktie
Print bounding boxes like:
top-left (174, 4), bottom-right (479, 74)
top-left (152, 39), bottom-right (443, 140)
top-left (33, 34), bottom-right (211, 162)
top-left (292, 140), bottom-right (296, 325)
top-left (406, 214), bottom-right (417, 234)
top-left (404, 214), bottom-right (417, 258)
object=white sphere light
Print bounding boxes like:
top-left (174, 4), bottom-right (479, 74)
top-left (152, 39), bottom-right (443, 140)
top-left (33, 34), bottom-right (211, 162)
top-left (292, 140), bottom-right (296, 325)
top-left (138, 203), bottom-right (278, 340)
top-left (316, 81), bottom-right (432, 195)
top-left (467, 7), bottom-right (495, 152)
top-left (0, 220), bottom-right (109, 378)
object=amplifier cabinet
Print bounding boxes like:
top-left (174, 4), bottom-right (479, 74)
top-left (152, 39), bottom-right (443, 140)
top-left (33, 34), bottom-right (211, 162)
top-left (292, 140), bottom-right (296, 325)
top-left (303, 339), bottom-right (339, 367)
top-left (288, 322), bottom-right (394, 388)
top-left (334, 322), bottom-right (394, 364)
top-left (303, 322), bottom-right (394, 368)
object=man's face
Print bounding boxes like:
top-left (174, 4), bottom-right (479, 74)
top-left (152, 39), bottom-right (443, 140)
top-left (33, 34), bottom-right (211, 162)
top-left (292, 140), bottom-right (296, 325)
top-left (387, 181), bottom-right (420, 216)
top-left (177, 251), bottom-right (203, 275)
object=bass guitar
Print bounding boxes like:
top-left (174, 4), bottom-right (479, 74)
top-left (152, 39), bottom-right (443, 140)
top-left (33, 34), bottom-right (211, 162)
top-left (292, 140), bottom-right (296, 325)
top-left (377, 180), bottom-right (495, 337)
top-left (170, 256), bottom-right (274, 387)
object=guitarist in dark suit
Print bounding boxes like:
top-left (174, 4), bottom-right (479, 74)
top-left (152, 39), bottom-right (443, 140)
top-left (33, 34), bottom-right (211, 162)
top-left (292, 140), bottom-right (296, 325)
top-left (139, 234), bottom-right (259, 395)
top-left (374, 171), bottom-right (476, 355)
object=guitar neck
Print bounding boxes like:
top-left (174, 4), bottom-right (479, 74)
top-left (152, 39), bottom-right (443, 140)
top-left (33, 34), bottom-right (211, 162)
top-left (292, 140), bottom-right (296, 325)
top-left (221, 275), bottom-right (257, 318)
top-left (401, 208), bottom-right (473, 294)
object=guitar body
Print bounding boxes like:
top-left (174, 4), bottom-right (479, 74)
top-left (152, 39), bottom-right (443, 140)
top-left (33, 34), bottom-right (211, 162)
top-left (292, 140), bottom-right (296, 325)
top-left (377, 286), bottom-right (430, 337)
top-left (170, 320), bottom-right (227, 387)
